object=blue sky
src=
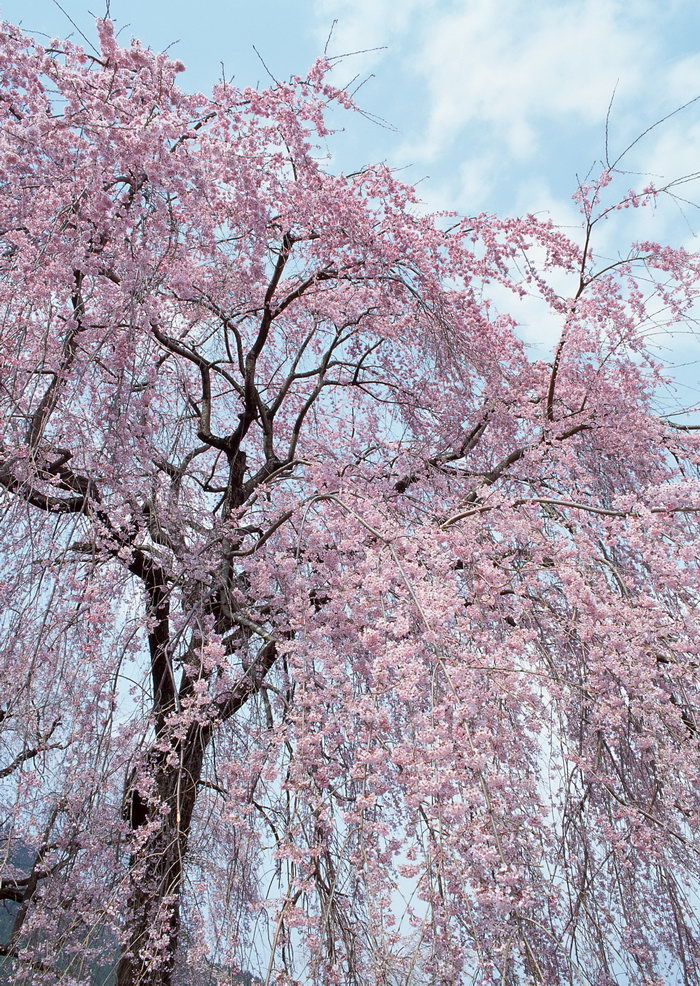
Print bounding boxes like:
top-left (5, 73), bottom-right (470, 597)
top-left (4, 0), bottom-right (700, 412)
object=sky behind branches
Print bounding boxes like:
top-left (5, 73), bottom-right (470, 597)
top-left (5, 0), bottom-right (700, 413)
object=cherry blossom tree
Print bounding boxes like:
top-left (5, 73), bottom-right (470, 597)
top-left (1, 18), bottom-right (700, 986)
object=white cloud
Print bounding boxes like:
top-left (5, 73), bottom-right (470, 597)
top-left (408, 150), bottom-right (502, 215)
top-left (402, 0), bottom-right (657, 163)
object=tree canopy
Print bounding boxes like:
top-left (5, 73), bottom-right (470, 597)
top-left (1, 19), bottom-right (700, 986)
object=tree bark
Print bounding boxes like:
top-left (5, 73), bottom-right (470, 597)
top-left (116, 724), bottom-right (209, 986)
top-left (116, 639), bottom-right (277, 984)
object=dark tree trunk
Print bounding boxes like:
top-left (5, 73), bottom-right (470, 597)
top-left (116, 724), bottom-right (209, 986)
top-left (116, 635), bottom-right (277, 985)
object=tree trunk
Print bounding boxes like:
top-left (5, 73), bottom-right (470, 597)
top-left (116, 724), bottom-right (209, 986)
top-left (115, 637), bottom-right (277, 984)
